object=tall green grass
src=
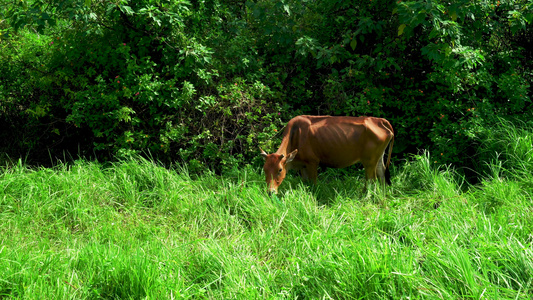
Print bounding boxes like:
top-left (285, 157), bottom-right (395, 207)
top-left (0, 120), bottom-right (532, 299)
top-left (478, 117), bottom-right (533, 181)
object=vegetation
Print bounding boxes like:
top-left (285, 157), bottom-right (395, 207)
top-left (1, 0), bottom-right (532, 173)
top-left (1, 1), bottom-right (532, 297)
top-left (1, 114), bottom-right (532, 299)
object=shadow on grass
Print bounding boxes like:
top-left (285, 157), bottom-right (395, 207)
top-left (275, 166), bottom-right (372, 206)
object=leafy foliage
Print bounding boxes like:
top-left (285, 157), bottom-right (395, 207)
top-left (1, 0), bottom-right (532, 175)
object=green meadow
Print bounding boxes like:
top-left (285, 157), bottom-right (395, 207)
top-left (1, 119), bottom-right (532, 299)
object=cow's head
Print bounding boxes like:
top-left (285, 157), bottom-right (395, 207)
top-left (260, 148), bottom-right (298, 194)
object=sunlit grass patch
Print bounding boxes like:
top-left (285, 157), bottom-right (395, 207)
top-left (0, 147), bottom-right (532, 299)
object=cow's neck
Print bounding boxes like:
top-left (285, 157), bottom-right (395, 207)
top-left (275, 135), bottom-right (292, 156)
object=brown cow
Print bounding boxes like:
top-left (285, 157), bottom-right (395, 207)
top-left (260, 115), bottom-right (394, 194)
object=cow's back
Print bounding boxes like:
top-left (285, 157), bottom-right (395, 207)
top-left (287, 116), bottom-right (392, 168)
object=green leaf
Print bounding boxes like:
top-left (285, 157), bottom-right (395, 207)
top-left (398, 24), bottom-right (407, 36)
top-left (350, 38), bottom-right (357, 50)
top-left (120, 5), bottom-right (134, 15)
top-left (451, 11), bottom-right (457, 22)
top-left (283, 4), bottom-right (290, 16)
top-left (525, 13), bottom-right (533, 24)
top-left (429, 28), bottom-right (438, 39)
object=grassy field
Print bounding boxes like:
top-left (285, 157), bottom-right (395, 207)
top-left (1, 121), bottom-right (532, 299)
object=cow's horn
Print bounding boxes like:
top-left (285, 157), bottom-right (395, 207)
top-left (260, 148), bottom-right (268, 159)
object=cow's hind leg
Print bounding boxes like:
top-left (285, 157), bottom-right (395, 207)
top-left (363, 159), bottom-right (388, 200)
top-left (362, 161), bottom-right (378, 195)
top-left (365, 153), bottom-right (391, 204)
top-left (376, 155), bottom-right (389, 198)
top-left (376, 155), bottom-right (387, 186)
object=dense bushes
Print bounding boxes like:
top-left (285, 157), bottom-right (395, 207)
top-left (0, 0), bottom-right (285, 172)
top-left (1, 0), bottom-right (532, 176)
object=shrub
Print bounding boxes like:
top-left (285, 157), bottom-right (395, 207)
top-left (1, 0), bottom-right (531, 177)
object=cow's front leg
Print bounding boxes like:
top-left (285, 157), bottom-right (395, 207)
top-left (300, 167), bottom-right (309, 181)
top-left (300, 163), bottom-right (318, 184)
top-left (307, 163), bottom-right (318, 184)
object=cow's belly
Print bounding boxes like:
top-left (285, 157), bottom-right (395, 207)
top-left (317, 154), bottom-right (360, 169)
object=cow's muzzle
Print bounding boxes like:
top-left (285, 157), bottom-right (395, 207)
top-left (267, 187), bottom-right (278, 195)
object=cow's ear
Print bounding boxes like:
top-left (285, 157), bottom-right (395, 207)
top-left (259, 148), bottom-right (268, 160)
top-left (286, 149), bottom-right (298, 163)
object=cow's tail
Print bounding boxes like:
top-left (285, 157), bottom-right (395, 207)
top-left (382, 117), bottom-right (394, 186)
top-left (384, 135), bottom-right (394, 185)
